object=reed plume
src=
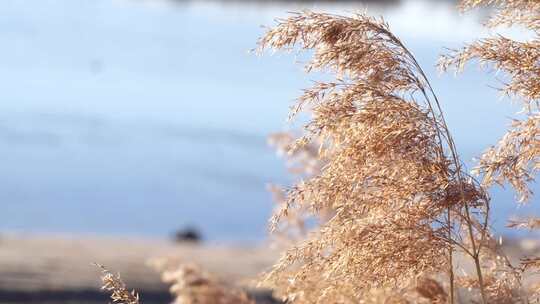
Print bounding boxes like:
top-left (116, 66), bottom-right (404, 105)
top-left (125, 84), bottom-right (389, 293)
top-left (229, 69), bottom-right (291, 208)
top-left (94, 3), bottom-right (540, 303)
top-left (258, 11), bottom-right (491, 303)
top-left (149, 258), bottom-right (254, 304)
top-left (96, 264), bottom-right (140, 304)
top-left (267, 132), bottom-right (326, 242)
top-left (439, 0), bottom-right (540, 204)
top-left (439, 1), bottom-right (540, 302)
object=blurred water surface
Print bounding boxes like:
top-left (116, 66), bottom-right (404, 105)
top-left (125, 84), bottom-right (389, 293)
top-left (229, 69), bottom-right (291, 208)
top-left (0, 0), bottom-right (537, 241)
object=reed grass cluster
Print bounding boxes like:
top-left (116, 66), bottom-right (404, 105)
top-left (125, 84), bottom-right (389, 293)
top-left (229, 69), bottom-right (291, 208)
top-left (257, 10), bottom-right (497, 303)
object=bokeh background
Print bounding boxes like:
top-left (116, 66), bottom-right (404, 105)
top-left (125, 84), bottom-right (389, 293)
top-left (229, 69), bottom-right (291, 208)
top-left (0, 0), bottom-right (537, 243)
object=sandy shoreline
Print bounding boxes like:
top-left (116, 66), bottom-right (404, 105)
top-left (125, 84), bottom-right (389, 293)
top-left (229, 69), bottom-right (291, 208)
top-left (0, 234), bottom-right (279, 303)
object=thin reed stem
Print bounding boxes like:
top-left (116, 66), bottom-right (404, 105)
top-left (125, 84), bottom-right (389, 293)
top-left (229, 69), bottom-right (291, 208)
top-left (447, 208), bottom-right (455, 304)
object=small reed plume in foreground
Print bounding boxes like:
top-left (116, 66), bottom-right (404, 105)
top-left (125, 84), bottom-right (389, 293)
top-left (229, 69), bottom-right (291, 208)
top-left (96, 264), bottom-right (140, 304)
top-left (149, 258), bottom-right (254, 304)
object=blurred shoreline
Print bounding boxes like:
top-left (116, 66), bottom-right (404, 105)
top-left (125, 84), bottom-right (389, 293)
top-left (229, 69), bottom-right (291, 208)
top-left (0, 233), bottom-right (539, 303)
top-left (0, 234), bottom-right (279, 303)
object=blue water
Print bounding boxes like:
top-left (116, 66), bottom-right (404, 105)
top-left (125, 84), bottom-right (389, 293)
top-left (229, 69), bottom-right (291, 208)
top-left (0, 0), bottom-right (537, 241)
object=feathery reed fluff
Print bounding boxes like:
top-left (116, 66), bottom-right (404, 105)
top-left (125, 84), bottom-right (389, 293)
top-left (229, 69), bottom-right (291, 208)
top-left (440, 0), bottom-right (540, 204)
top-left (439, 1), bottom-right (540, 302)
top-left (267, 132), bottom-right (326, 242)
top-left (258, 11), bottom-right (491, 303)
top-left (150, 258), bottom-right (254, 304)
top-left (96, 264), bottom-right (140, 304)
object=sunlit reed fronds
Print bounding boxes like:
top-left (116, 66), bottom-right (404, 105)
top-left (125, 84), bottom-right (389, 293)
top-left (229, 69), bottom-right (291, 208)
top-left (440, 0), bottom-right (540, 204)
top-left (440, 0), bottom-right (540, 302)
top-left (267, 132), bottom-right (327, 242)
top-left (96, 264), bottom-right (140, 304)
top-left (507, 217), bottom-right (540, 230)
top-left (460, 0), bottom-right (540, 31)
top-left (149, 259), bottom-right (254, 304)
top-left (258, 11), bottom-right (491, 303)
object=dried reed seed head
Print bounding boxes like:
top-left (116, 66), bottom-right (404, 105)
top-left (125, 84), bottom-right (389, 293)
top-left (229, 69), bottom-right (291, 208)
top-left (440, 0), bottom-right (540, 205)
top-left (95, 264), bottom-right (140, 304)
top-left (507, 216), bottom-right (540, 230)
top-left (149, 259), bottom-right (254, 304)
top-left (450, 2), bottom-right (540, 290)
top-left (473, 114), bottom-right (539, 203)
top-left (459, 0), bottom-right (540, 31)
top-left (259, 11), bottom-right (490, 303)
